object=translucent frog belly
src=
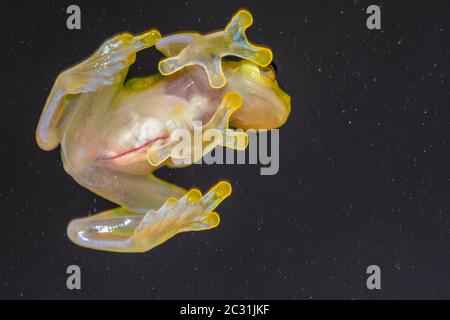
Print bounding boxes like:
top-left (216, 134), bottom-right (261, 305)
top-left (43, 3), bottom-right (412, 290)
top-left (98, 97), bottom-right (178, 171)
top-left (99, 78), bottom-right (220, 172)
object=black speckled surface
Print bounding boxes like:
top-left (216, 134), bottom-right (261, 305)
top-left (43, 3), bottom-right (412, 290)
top-left (0, 0), bottom-right (449, 299)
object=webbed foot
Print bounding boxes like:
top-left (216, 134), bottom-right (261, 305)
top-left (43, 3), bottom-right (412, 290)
top-left (157, 9), bottom-right (272, 88)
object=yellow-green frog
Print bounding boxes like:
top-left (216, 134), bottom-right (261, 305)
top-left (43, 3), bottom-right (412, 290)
top-left (36, 10), bottom-right (291, 253)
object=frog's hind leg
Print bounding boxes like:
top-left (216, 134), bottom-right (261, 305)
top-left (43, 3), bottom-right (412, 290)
top-left (62, 156), bottom-right (188, 214)
top-left (67, 181), bottom-right (231, 253)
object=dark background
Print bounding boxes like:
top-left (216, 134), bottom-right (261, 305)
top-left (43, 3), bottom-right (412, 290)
top-left (0, 0), bottom-right (449, 299)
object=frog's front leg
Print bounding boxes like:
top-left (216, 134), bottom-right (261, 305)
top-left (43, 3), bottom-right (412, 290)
top-left (146, 92), bottom-right (249, 166)
top-left (157, 9), bottom-right (272, 88)
top-left (36, 30), bottom-right (161, 151)
top-left (67, 181), bottom-right (231, 253)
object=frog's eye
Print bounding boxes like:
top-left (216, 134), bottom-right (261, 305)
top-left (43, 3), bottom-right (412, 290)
top-left (259, 62), bottom-right (277, 81)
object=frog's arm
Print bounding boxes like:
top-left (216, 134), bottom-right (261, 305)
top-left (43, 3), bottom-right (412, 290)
top-left (156, 9), bottom-right (273, 88)
top-left (67, 181), bottom-right (231, 253)
top-left (36, 30), bottom-right (161, 151)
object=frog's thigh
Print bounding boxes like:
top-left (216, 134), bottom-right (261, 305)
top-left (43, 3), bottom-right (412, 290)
top-left (103, 172), bottom-right (187, 213)
top-left (77, 165), bottom-right (187, 214)
top-left (91, 170), bottom-right (186, 213)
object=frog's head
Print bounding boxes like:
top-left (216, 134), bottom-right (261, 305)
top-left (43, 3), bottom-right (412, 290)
top-left (223, 60), bottom-right (291, 130)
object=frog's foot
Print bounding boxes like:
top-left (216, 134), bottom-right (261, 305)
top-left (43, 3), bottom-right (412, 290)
top-left (60, 29), bottom-right (161, 93)
top-left (201, 92), bottom-right (249, 153)
top-left (157, 9), bottom-right (273, 88)
top-left (146, 92), bottom-right (249, 166)
top-left (67, 181), bottom-right (231, 253)
top-left (133, 181), bottom-right (231, 251)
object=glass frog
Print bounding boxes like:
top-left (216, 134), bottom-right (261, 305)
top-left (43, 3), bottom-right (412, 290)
top-left (36, 10), bottom-right (291, 253)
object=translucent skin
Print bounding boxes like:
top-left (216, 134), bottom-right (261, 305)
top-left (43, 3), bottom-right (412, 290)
top-left (36, 10), bottom-right (291, 253)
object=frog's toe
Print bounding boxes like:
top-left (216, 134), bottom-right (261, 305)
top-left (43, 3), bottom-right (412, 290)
top-left (180, 181), bottom-right (231, 232)
top-left (146, 139), bottom-right (177, 166)
top-left (200, 57), bottom-right (227, 89)
top-left (205, 92), bottom-right (249, 150)
top-left (131, 29), bottom-right (162, 51)
top-left (158, 56), bottom-right (185, 76)
top-left (183, 212), bottom-right (220, 231)
top-left (199, 180), bottom-right (232, 212)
